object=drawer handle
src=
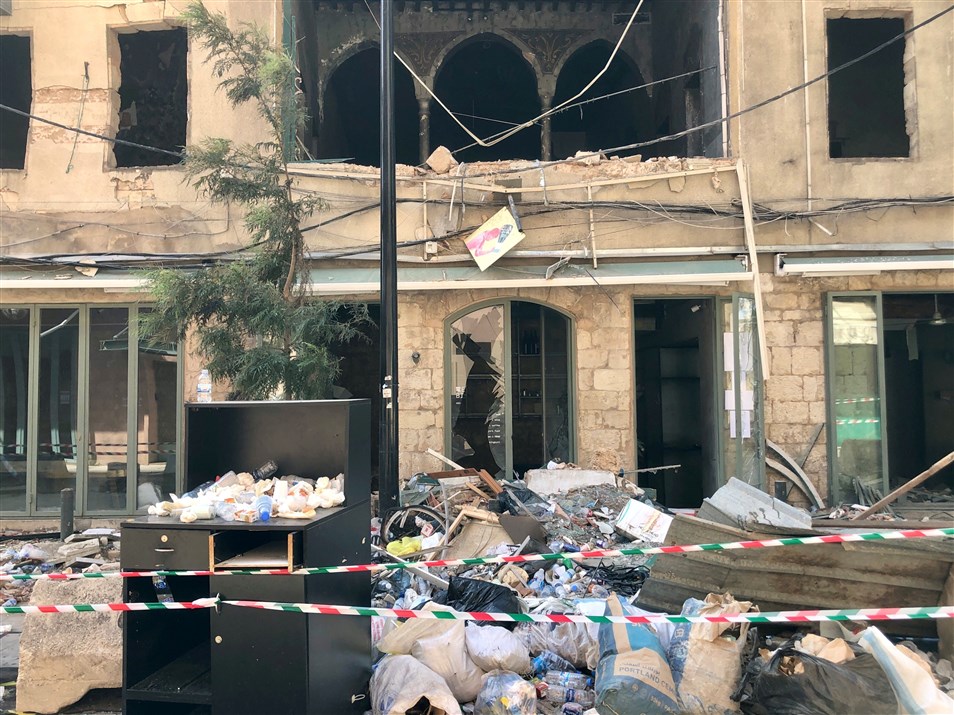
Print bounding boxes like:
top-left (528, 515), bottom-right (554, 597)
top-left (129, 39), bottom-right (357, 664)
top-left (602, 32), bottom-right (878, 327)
top-left (154, 547), bottom-right (175, 553)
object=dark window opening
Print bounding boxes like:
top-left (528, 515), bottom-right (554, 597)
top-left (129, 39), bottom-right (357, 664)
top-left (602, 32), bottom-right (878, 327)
top-left (552, 41), bottom-right (650, 160)
top-left (0, 35), bottom-right (32, 170)
top-left (431, 37), bottom-right (541, 163)
top-left (827, 18), bottom-right (909, 158)
top-left (114, 28), bottom-right (188, 168)
top-left (317, 48), bottom-right (419, 166)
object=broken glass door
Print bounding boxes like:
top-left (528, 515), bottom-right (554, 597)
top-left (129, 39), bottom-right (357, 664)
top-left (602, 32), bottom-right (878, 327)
top-left (722, 294), bottom-right (765, 487)
top-left (449, 305), bottom-right (507, 477)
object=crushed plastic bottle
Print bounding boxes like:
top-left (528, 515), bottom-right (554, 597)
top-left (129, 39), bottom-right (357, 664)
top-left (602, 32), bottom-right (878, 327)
top-left (531, 650), bottom-right (576, 676)
top-left (544, 671), bottom-right (593, 690)
top-left (546, 684), bottom-right (596, 707)
top-left (251, 460), bottom-right (278, 481)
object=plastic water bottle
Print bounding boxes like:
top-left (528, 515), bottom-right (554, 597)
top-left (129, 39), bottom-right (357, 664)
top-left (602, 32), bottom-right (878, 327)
top-left (254, 495), bottom-right (274, 522)
top-left (531, 650), bottom-right (576, 676)
top-left (546, 685), bottom-right (595, 707)
top-left (196, 369), bottom-right (212, 403)
top-left (544, 671), bottom-right (593, 690)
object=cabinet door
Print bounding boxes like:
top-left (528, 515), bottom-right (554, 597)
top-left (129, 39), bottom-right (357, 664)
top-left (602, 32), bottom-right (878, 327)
top-left (211, 575), bottom-right (308, 715)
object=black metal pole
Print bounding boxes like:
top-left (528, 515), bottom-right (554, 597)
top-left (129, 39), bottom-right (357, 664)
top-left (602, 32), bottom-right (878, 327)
top-left (379, 0), bottom-right (399, 515)
top-left (60, 488), bottom-right (74, 541)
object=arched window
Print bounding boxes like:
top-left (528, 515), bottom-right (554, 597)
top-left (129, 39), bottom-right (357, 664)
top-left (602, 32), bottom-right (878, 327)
top-left (431, 36), bottom-right (541, 163)
top-left (446, 300), bottom-right (573, 479)
top-left (317, 47), bottom-right (419, 166)
top-left (552, 41), bottom-right (650, 159)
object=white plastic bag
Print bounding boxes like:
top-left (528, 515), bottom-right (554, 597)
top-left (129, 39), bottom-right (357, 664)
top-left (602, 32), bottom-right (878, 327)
top-left (412, 619), bottom-right (485, 703)
top-left (465, 624), bottom-right (532, 674)
top-left (858, 626), bottom-right (954, 715)
top-left (377, 603), bottom-right (456, 654)
top-left (371, 655), bottom-right (462, 715)
top-left (474, 670), bottom-right (536, 715)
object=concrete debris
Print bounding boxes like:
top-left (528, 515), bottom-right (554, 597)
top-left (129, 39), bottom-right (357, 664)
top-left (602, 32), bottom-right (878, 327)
top-left (426, 145), bottom-right (459, 174)
top-left (700, 477), bottom-right (813, 531)
top-left (15, 578), bottom-right (122, 714)
top-left (571, 150), bottom-right (603, 165)
top-left (524, 468), bottom-right (615, 496)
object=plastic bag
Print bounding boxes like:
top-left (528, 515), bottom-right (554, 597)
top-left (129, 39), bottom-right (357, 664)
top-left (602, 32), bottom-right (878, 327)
top-left (474, 670), bottom-right (536, 715)
top-left (377, 603), bottom-right (457, 655)
top-left (411, 619), bottom-right (485, 702)
top-left (668, 593), bottom-right (754, 713)
top-left (514, 622), bottom-right (598, 670)
top-left (594, 594), bottom-right (680, 715)
top-left (371, 655), bottom-right (462, 715)
top-left (737, 646), bottom-right (898, 715)
top-left (435, 576), bottom-right (522, 630)
top-left (858, 626), bottom-right (954, 715)
top-left (466, 624), bottom-right (532, 674)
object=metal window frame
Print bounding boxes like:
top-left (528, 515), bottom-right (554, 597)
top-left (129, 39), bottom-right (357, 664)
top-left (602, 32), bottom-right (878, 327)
top-left (0, 303), bottom-right (183, 517)
top-left (443, 298), bottom-right (578, 480)
top-left (823, 291), bottom-right (890, 504)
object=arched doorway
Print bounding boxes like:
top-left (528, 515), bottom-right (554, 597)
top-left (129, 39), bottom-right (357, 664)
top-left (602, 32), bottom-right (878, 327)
top-left (551, 41), bottom-right (650, 159)
top-left (317, 47), bottom-right (419, 166)
top-left (431, 36), bottom-right (541, 163)
top-left (446, 300), bottom-right (573, 479)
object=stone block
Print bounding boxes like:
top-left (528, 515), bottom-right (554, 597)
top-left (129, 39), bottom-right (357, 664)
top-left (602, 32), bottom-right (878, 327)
top-left (525, 468), bottom-right (616, 495)
top-left (791, 346), bottom-right (822, 375)
top-left (764, 291), bottom-right (798, 310)
top-left (795, 320), bottom-right (824, 346)
top-left (767, 375), bottom-right (803, 402)
top-left (770, 347), bottom-right (793, 375)
top-left (425, 145), bottom-right (458, 174)
top-left (765, 320), bottom-right (795, 347)
top-left (16, 578), bottom-right (122, 715)
top-left (809, 401), bottom-right (827, 424)
top-left (577, 349), bottom-right (608, 369)
top-left (593, 368), bottom-right (628, 391)
top-left (402, 410), bottom-right (437, 430)
top-left (773, 400), bottom-right (810, 424)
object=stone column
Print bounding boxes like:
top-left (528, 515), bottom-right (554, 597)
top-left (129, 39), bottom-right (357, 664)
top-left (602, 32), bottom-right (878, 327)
top-left (418, 97), bottom-right (431, 163)
top-left (540, 93), bottom-right (552, 161)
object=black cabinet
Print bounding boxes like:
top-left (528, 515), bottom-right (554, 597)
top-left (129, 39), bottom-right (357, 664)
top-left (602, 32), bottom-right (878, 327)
top-left (122, 400), bottom-right (372, 715)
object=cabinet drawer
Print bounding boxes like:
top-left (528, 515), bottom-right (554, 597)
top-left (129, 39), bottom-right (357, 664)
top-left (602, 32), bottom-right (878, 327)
top-left (123, 528), bottom-right (213, 571)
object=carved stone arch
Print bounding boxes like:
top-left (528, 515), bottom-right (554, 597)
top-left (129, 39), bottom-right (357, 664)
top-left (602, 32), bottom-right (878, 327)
top-left (318, 39), bottom-right (380, 122)
top-left (552, 39), bottom-right (647, 95)
top-left (431, 31), bottom-right (544, 92)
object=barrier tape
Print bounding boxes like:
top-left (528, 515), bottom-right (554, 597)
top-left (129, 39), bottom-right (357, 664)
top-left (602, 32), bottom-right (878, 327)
top-left (3, 598), bottom-right (952, 624)
top-left (0, 597), bottom-right (219, 614)
top-left (197, 602), bottom-right (954, 624)
top-left (2, 526), bottom-right (951, 582)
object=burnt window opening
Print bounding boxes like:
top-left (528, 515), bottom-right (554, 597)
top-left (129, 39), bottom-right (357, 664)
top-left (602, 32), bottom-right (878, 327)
top-left (552, 41), bottom-right (650, 160)
top-left (430, 37), bottom-right (541, 163)
top-left (114, 28), bottom-right (187, 168)
top-left (0, 35), bottom-right (32, 170)
top-left (827, 18), bottom-right (909, 159)
top-left (317, 48), bottom-right (419, 166)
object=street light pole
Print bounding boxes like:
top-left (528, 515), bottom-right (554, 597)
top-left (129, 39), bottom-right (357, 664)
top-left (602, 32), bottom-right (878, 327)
top-left (379, 0), bottom-right (399, 515)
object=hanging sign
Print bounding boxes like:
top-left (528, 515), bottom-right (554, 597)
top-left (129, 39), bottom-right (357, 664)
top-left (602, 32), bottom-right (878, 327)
top-left (463, 207), bottom-right (525, 271)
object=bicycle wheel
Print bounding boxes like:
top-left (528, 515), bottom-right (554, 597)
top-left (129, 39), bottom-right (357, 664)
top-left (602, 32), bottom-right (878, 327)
top-left (380, 504), bottom-right (447, 557)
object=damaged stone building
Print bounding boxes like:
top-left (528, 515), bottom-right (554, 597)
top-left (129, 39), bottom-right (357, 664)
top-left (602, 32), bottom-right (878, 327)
top-left (1, 0), bottom-right (952, 521)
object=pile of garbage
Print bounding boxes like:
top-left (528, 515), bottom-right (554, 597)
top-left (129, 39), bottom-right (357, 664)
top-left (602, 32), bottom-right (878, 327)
top-left (146, 461), bottom-right (345, 523)
top-left (371, 586), bottom-right (954, 714)
top-left (0, 529), bottom-right (121, 607)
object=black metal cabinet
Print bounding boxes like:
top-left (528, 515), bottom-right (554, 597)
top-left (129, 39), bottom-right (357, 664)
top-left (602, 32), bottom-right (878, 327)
top-left (122, 400), bottom-right (372, 715)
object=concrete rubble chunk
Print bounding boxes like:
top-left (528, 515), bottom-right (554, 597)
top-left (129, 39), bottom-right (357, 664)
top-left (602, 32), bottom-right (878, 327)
top-left (425, 145), bottom-right (458, 174)
top-left (16, 578), bottom-right (122, 714)
top-left (524, 468), bottom-right (615, 496)
top-left (700, 476), bottom-right (812, 531)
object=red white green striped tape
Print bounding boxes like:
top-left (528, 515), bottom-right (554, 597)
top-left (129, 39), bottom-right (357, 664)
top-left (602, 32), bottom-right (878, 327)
top-left (2, 527), bottom-right (951, 581)
top-left (4, 598), bottom-right (951, 623)
top-left (0, 597), bottom-right (219, 614)
top-left (225, 601), bottom-right (954, 624)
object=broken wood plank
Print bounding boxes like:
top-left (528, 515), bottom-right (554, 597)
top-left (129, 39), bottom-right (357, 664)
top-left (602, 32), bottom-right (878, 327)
top-left (459, 507), bottom-right (500, 523)
top-left (478, 469), bottom-right (504, 495)
top-left (426, 448), bottom-right (466, 471)
top-left (426, 468), bottom-right (480, 480)
top-left (371, 544), bottom-right (449, 589)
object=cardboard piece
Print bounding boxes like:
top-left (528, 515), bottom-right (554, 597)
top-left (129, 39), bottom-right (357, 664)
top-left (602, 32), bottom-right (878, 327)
top-left (614, 499), bottom-right (674, 543)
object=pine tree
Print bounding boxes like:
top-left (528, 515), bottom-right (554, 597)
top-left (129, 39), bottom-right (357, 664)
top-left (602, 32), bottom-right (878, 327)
top-left (142, 1), bottom-right (367, 400)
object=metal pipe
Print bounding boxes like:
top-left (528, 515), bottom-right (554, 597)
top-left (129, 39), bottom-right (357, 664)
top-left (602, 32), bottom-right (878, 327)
top-left (60, 487), bottom-right (74, 541)
top-left (378, 0), bottom-right (400, 515)
top-left (800, 0), bottom-right (814, 212)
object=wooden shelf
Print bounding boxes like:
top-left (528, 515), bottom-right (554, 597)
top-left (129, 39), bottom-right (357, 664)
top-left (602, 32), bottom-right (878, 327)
top-left (127, 644), bottom-right (211, 705)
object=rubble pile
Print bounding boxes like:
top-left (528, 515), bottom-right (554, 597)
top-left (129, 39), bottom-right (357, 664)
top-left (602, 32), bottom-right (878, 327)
top-left (0, 531), bottom-right (121, 608)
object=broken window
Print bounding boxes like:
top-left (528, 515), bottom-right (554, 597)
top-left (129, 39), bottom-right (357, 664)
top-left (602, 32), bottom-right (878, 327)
top-left (827, 18), bottom-right (909, 158)
top-left (0, 34), bottom-right (32, 170)
top-left (114, 28), bottom-right (187, 168)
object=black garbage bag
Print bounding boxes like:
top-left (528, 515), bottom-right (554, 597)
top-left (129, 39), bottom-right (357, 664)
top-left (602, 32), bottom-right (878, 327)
top-left (433, 576), bottom-right (522, 630)
top-left (736, 646), bottom-right (898, 715)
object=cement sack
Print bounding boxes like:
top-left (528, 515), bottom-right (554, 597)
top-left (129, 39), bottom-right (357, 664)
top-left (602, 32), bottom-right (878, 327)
top-left (668, 593), bottom-right (754, 714)
top-left (859, 626), bottom-right (954, 715)
top-left (595, 594), bottom-right (680, 715)
top-left (466, 624), bottom-right (532, 674)
top-left (371, 655), bottom-right (462, 715)
top-left (411, 619), bottom-right (485, 702)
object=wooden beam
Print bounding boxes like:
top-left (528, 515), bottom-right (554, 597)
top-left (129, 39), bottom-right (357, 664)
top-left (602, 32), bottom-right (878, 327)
top-left (736, 161), bottom-right (770, 379)
top-left (852, 451), bottom-right (954, 520)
